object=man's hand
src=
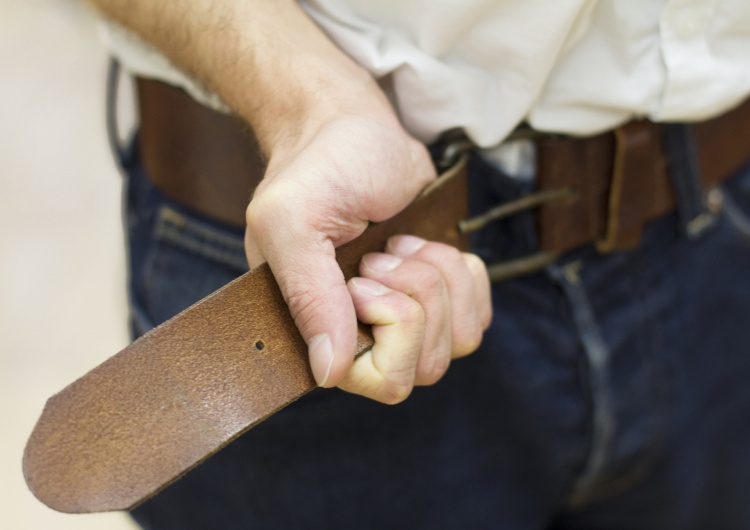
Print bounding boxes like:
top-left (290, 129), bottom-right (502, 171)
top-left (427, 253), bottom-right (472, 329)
top-left (245, 113), bottom-right (492, 403)
top-left (88, 0), bottom-right (492, 403)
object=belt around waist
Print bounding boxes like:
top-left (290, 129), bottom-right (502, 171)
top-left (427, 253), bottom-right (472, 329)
top-left (22, 81), bottom-right (750, 513)
top-left (136, 77), bottom-right (750, 256)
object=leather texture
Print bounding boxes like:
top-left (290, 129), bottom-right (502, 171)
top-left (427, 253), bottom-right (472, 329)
top-left (23, 155), bottom-right (469, 514)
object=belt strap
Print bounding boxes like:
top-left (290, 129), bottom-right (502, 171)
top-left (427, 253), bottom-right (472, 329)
top-left (25, 77), bottom-right (750, 512)
top-left (536, 98), bottom-right (750, 254)
top-left (137, 77), bottom-right (750, 256)
top-left (136, 78), bottom-right (266, 227)
top-left (23, 156), bottom-right (469, 514)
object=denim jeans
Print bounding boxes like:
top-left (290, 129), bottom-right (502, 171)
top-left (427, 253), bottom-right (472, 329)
top-left (123, 138), bottom-right (750, 530)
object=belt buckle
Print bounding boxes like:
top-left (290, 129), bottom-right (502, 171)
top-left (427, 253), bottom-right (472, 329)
top-left (459, 188), bottom-right (574, 282)
top-left (435, 132), bottom-right (574, 283)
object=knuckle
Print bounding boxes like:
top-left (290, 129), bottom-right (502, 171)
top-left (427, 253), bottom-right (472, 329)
top-left (245, 203), bottom-right (265, 236)
top-left (480, 304), bottom-right (493, 330)
top-left (418, 242), bottom-right (464, 267)
top-left (463, 252), bottom-right (488, 278)
top-left (379, 380), bottom-right (413, 405)
top-left (413, 264), bottom-right (445, 294)
top-left (438, 244), bottom-right (464, 264)
top-left (453, 324), bottom-right (484, 358)
top-left (246, 184), bottom-right (298, 235)
top-left (246, 189), bottom-right (273, 225)
top-left (398, 297), bottom-right (425, 327)
top-left (417, 353), bottom-right (450, 386)
top-left (246, 198), bottom-right (279, 240)
top-left (283, 283), bottom-right (329, 331)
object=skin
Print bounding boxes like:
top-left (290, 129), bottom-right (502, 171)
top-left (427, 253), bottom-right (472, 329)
top-left (88, 0), bottom-right (492, 404)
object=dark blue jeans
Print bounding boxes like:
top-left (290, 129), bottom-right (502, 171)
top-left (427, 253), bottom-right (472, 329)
top-left (124, 140), bottom-right (750, 529)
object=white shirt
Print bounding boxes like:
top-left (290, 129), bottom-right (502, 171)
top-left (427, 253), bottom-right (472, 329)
top-left (101, 0), bottom-right (750, 148)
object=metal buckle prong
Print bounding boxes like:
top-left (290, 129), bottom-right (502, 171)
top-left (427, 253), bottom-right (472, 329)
top-left (435, 133), bottom-right (576, 282)
top-left (458, 186), bottom-right (576, 282)
top-left (459, 188), bottom-right (575, 234)
top-left (487, 251), bottom-right (560, 282)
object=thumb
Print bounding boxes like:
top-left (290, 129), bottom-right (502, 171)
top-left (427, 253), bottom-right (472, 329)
top-left (247, 226), bottom-right (358, 388)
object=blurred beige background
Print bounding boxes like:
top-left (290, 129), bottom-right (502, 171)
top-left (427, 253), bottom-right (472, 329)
top-left (1, 0), bottom-right (138, 528)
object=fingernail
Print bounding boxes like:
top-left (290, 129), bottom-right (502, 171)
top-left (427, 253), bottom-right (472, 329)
top-left (308, 333), bottom-right (334, 387)
top-left (350, 277), bottom-right (390, 296)
top-left (388, 235), bottom-right (426, 256)
top-left (362, 253), bottom-right (402, 272)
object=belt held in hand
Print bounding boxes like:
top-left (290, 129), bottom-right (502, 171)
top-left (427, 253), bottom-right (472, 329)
top-left (23, 149), bottom-right (470, 514)
top-left (23, 78), bottom-right (750, 514)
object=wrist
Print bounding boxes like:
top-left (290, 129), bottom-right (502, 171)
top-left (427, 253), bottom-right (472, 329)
top-left (231, 56), bottom-right (395, 163)
top-left (90, 0), bottom-right (400, 160)
top-left (191, 2), bottom-right (397, 160)
top-left (245, 57), bottom-right (392, 160)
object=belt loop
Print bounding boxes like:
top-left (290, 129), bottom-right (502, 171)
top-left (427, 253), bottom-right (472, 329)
top-left (595, 121), bottom-right (659, 253)
top-left (661, 123), bottom-right (717, 239)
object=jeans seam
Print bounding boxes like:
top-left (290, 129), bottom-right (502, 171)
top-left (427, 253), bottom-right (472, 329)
top-left (548, 260), bottom-right (615, 506)
top-left (154, 206), bottom-right (248, 271)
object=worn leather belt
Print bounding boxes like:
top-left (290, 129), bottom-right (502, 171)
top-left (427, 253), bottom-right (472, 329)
top-left (24, 79), bottom-right (750, 514)
top-left (23, 142), bottom-right (469, 514)
top-left (136, 78), bottom-right (750, 259)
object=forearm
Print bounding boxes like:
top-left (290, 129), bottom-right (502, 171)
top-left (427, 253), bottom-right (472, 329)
top-left (87, 0), bottom-right (390, 156)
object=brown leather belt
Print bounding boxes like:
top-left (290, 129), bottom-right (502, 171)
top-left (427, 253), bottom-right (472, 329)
top-left (24, 150), bottom-right (470, 514)
top-left (138, 78), bottom-right (750, 260)
top-left (24, 80), bottom-right (750, 514)
top-left (535, 105), bottom-right (750, 254)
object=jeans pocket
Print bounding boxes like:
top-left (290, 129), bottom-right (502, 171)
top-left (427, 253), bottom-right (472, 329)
top-left (134, 204), bottom-right (249, 334)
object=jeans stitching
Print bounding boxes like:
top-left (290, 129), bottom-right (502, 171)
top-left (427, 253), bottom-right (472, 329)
top-left (154, 206), bottom-right (248, 271)
top-left (548, 260), bottom-right (615, 506)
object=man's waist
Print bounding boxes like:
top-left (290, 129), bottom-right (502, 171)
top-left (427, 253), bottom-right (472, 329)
top-left (136, 77), bottom-right (750, 261)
